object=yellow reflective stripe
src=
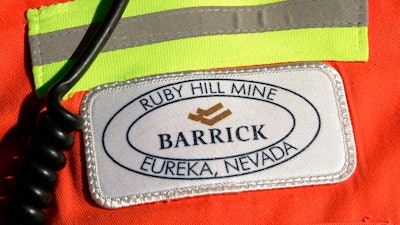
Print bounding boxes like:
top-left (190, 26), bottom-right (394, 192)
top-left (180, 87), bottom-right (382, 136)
top-left (33, 27), bottom-right (368, 98)
top-left (28, 0), bottom-right (368, 98)
top-left (29, 0), bottom-right (367, 66)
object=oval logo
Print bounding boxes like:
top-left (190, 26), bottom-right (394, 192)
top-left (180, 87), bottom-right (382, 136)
top-left (103, 79), bottom-right (320, 179)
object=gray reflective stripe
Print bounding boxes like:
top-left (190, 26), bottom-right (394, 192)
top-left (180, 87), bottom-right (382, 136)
top-left (29, 0), bottom-right (367, 66)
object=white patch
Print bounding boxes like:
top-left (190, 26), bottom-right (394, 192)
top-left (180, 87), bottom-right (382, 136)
top-left (82, 63), bottom-right (356, 208)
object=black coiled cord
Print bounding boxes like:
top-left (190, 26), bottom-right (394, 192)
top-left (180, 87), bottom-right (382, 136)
top-left (5, 1), bottom-right (129, 224)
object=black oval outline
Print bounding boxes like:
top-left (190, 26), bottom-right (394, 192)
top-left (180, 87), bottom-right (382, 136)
top-left (126, 95), bottom-right (296, 161)
top-left (101, 78), bottom-right (321, 180)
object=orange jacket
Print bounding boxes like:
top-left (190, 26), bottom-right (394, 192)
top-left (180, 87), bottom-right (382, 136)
top-left (0, 1), bottom-right (399, 224)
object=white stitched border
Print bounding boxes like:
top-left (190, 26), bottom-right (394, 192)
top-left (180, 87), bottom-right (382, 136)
top-left (81, 62), bottom-right (356, 208)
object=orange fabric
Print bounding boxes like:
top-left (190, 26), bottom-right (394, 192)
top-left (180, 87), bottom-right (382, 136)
top-left (1, 0), bottom-right (400, 225)
top-left (0, 0), bottom-right (69, 222)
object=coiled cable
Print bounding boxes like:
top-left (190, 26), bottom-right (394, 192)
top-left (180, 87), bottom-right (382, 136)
top-left (5, 1), bottom-right (129, 224)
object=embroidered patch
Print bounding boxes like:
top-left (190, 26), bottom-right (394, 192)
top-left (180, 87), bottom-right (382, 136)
top-left (82, 63), bottom-right (356, 208)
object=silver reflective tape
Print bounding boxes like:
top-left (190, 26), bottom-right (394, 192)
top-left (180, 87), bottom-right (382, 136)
top-left (29, 0), bottom-right (367, 65)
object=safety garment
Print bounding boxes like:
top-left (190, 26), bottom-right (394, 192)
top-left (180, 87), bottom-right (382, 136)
top-left (0, 0), bottom-right (399, 225)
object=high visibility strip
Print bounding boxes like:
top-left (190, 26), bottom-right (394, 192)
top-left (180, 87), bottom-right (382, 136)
top-left (32, 27), bottom-right (368, 97)
top-left (27, 0), bottom-right (368, 98)
top-left (27, 0), bottom-right (286, 36)
top-left (29, 0), bottom-right (367, 66)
